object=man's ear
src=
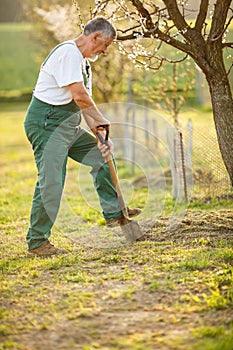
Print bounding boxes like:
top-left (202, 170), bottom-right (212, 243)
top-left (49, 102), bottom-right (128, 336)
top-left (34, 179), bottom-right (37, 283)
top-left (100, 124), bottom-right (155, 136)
top-left (92, 32), bottom-right (101, 41)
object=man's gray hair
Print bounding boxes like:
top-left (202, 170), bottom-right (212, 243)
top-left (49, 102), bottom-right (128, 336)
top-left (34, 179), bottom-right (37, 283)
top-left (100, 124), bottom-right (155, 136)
top-left (84, 17), bottom-right (116, 39)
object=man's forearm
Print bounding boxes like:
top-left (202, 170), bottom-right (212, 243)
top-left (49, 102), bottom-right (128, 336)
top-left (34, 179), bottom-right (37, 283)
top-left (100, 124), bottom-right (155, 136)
top-left (69, 82), bottom-right (109, 127)
top-left (81, 103), bottom-right (108, 126)
top-left (75, 94), bottom-right (103, 122)
top-left (82, 110), bottom-right (98, 130)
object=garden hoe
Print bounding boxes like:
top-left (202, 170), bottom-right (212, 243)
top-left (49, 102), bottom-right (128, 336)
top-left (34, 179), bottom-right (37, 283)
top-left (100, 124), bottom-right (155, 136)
top-left (96, 125), bottom-right (145, 242)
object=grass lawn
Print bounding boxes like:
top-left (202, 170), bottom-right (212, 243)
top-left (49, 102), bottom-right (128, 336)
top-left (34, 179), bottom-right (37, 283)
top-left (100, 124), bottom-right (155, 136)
top-left (0, 102), bottom-right (233, 350)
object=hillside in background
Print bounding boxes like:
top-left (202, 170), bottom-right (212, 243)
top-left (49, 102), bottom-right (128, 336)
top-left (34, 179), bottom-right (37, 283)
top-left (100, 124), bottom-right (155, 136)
top-left (0, 23), bottom-right (41, 98)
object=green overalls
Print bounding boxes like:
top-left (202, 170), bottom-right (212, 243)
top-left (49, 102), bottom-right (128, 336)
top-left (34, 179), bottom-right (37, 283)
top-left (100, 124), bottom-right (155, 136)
top-left (24, 44), bottom-right (121, 250)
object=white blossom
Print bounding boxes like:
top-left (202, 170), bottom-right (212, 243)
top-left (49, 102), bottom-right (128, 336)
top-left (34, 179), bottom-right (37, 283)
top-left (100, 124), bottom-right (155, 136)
top-left (36, 4), bottom-right (79, 42)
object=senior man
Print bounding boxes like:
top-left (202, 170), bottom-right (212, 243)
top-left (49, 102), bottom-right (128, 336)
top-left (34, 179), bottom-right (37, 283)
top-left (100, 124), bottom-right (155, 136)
top-left (24, 17), bottom-right (141, 257)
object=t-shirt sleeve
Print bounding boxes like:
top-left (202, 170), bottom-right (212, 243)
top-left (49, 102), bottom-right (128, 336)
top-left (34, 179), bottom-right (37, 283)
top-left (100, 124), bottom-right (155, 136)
top-left (45, 45), bottom-right (84, 88)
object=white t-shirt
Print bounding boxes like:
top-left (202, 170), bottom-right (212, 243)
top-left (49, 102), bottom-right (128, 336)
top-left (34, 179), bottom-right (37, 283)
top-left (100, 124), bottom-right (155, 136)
top-left (33, 40), bottom-right (92, 105)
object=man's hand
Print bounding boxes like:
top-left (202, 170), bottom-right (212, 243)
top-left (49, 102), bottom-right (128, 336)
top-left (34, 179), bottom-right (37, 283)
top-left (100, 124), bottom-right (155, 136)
top-left (90, 118), bottom-right (110, 136)
top-left (95, 125), bottom-right (113, 160)
top-left (97, 137), bottom-right (113, 159)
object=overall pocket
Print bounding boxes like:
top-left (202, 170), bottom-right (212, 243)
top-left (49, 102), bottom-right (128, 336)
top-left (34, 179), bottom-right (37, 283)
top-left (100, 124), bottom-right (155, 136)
top-left (24, 121), bottom-right (45, 152)
top-left (45, 109), bottom-right (82, 130)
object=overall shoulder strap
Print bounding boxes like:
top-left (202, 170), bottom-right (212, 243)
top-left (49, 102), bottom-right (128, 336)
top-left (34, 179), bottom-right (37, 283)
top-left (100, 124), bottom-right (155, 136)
top-left (42, 42), bottom-right (74, 67)
top-left (82, 59), bottom-right (91, 87)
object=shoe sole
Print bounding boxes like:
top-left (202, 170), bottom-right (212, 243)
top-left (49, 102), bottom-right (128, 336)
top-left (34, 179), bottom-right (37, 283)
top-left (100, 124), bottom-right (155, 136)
top-left (27, 251), bottom-right (69, 258)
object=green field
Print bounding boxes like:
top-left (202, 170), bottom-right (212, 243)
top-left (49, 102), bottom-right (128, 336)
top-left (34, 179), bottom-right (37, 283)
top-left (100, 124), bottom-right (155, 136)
top-left (0, 102), bottom-right (233, 349)
top-left (0, 23), bottom-right (41, 94)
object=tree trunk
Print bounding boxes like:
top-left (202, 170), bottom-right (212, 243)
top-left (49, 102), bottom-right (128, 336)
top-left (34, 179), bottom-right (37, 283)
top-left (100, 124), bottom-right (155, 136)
top-left (192, 35), bottom-right (233, 187)
top-left (206, 71), bottom-right (233, 186)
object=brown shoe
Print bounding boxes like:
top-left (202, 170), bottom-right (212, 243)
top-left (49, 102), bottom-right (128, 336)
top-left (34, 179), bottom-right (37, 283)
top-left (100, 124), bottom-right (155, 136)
top-left (127, 207), bottom-right (142, 218)
top-left (106, 207), bottom-right (142, 228)
top-left (28, 241), bottom-right (69, 257)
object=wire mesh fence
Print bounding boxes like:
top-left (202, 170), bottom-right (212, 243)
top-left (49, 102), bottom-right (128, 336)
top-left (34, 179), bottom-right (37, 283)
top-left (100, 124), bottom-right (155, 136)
top-left (183, 123), bottom-right (232, 200)
top-left (97, 103), bottom-right (232, 203)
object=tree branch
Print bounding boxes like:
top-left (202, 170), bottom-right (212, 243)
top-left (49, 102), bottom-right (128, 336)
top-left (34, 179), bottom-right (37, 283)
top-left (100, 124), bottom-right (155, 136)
top-left (162, 0), bottom-right (205, 49)
top-left (117, 27), bottom-right (192, 56)
top-left (115, 0), bottom-right (192, 55)
top-left (227, 62), bottom-right (233, 75)
top-left (117, 33), bottom-right (139, 40)
top-left (162, 0), bottom-right (189, 32)
top-left (208, 0), bottom-right (232, 42)
top-left (222, 42), bottom-right (233, 48)
top-left (131, 0), bottom-right (154, 30)
top-left (93, 0), bottom-right (110, 16)
top-left (210, 15), bottom-right (233, 42)
top-left (117, 24), bottom-right (142, 35)
top-left (194, 0), bottom-right (209, 32)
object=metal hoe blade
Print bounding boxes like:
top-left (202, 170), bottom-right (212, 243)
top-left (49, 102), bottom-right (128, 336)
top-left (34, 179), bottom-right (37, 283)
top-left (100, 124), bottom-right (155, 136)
top-left (120, 218), bottom-right (145, 242)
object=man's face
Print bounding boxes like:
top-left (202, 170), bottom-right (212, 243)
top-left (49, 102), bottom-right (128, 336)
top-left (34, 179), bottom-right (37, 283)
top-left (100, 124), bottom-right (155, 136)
top-left (87, 33), bottom-right (113, 61)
